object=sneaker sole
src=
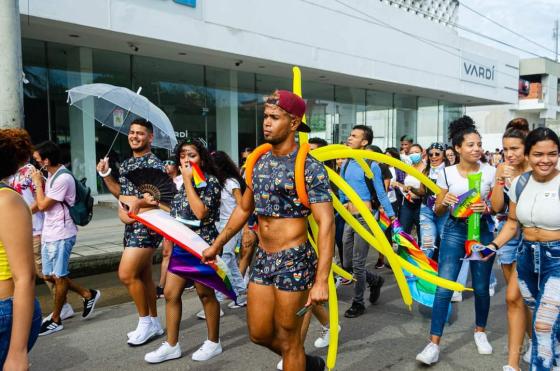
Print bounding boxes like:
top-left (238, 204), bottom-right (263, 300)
top-left (416, 355), bottom-right (438, 365)
top-left (82, 291), bottom-right (101, 320)
top-left (145, 351), bottom-right (182, 364)
top-left (39, 325), bottom-right (64, 337)
top-left (192, 349), bottom-right (222, 362)
top-left (127, 331), bottom-right (161, 347)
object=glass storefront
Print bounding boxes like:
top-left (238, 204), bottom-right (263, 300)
top-left (22, 38), bottom-right (464, 194)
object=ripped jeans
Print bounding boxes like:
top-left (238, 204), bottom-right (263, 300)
top-left (516, 240), bottom-right (560, 371)
top-left (419, 204), bottom-right (449, 257)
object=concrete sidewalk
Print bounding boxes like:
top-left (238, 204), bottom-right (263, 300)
top-left (67, 205), bottom-right (132, 276)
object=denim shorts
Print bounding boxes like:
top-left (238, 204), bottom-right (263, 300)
top-left (41, 236), bottom-right (76, 278)
top-left (495, 220), bottom-right (522, 265)
top-left (0, 297), bottom-right (42, 366)
top-left (250, 242), bottom-right (317, 292)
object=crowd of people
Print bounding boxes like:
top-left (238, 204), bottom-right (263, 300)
top-left (1, 89), bottom-right (559, 371)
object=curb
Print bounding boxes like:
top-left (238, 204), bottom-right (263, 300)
top-left (66, 250), bottom-right (163, 279)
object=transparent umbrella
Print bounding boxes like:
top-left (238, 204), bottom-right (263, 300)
top-left (67, 83), bottom-right (177, 154)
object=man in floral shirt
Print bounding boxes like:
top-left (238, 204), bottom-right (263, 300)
top-left (97, 119), bottom-right (165, 346)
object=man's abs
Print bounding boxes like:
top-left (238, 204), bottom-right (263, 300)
top-left (257, 216), bottom-right (308, 252)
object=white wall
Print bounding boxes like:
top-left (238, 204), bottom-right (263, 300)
top-left (21, 0), bottom-right (518, 104)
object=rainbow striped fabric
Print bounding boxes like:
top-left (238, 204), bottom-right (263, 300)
top-left (450, 189), bottom-right (481, 218)
top-left (190, 161), bottom-right (207, 188)
top-left (129, 209), bottom-right (236, 301)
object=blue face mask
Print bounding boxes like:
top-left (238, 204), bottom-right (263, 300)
top-left (409, 153), bottom-right (422, 164)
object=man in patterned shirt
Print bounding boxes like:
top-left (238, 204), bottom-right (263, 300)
top-left (96, 119), bottom-right (165, 346)
top-left (203, 90), bottom-right (334, 371)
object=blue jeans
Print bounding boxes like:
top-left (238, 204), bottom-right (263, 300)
top-left (399, 200), bottom-right (421, 236)
top-left (430, 217), bottom-right (495, 337)
top-left (0, 298), bottom-right (42, 366)
top-left (516, 240), bottom-right (560, 370)
top-left (215, 221), bottom-right (246, 301)
top-left (419, 204), bottom-right (448, 256)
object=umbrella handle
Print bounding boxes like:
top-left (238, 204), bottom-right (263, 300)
top-left (136, 87), bottom-right (142, 95)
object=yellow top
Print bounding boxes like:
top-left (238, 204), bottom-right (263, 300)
top-left (0, 187), bottom-right (14, 280)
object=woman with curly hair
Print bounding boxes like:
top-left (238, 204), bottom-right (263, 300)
top-left (0, 128), bottom-right (42, 369)
top-left (416, 116), bottom-right (496, 365)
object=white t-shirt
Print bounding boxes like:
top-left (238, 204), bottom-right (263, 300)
top-left (437, 163), bottom-right (496, 199)
top-left (173, 175), bottom-right (183, 190)
top-left (509, 173), bottom-right (560, 230)
top-left (219, 178), bottom-right (241, 224)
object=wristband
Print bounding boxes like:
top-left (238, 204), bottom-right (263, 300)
top-left (488, 242), bottom-right (499, 250)
top-left (98, 168), bottom-right (112, 178)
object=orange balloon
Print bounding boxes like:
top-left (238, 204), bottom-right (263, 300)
top-left (244, 143), bottom-right (272, 190)
top-left (295, 142), bottom-right (310, 208)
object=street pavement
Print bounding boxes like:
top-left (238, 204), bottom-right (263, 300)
top-left (30, 263), bottom-right (520, 371)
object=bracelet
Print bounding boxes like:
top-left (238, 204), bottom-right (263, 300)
top-left (98, 168), bottom-right (112, 178)
top-left (488, 242), bottom-right (499, 250)
top-left (496, 180), bottom-right (505, 187)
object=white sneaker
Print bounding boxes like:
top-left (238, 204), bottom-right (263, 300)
top-left (277, 358), bottom-right (283, 370)
top-left (503, 366), bottom-right (516, 371)
top-left (144, 342), bottom-right (182, 363)
top-left (191, 339), bottom-right (222, 361)
top-left (489, 284), bottom-right (496, 297)
top-left (196, 308), bottom-right (224, 320)
top-left (314, 325), bottom-right (341, 349)
top-left (151, 318), bottom-right (165, 336)
top-left (228, 294), bottom-right (247, 309)
top-left (451, 291), bottom-right (462, 303)
top-left (523, 340), bottom-right (532, 363)
top-left (128, 323), bottom-right (159, 346)
top-left (416, 342), bottom-right (440, 365)
top-left (474, 332), bottom-right (493, 354)
top-left (42, 303), bottom-right (75, 323)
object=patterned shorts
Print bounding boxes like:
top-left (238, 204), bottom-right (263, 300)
top-left (249, 241), bottom-right (317, 292)
top-left (123, 222), bottom-right (163, 248)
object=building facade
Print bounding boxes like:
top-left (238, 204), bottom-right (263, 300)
top-left (19, 0), bottom-right (518, 195)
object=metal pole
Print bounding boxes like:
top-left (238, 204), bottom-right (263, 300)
top-left (0, 0), bottom-right (24, 128)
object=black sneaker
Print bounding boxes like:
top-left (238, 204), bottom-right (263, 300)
top-left (39, 318), bottom-right (63, 336)
top-left (305, 354), bottom-right (326, 371)
top-left (369, 276), bottom-right (385, 304)
top-left (375, 260), bottom-right (385, 269)
top-left (82, 289), bottom-right (101, 319)
top-left (156, 285), bottom-right (164, 299)
top-left (344, 302), bottom-right (365, 318)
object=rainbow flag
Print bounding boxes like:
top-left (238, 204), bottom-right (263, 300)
top-left (190, 161), bottom-right (207, 188)
top-left (451, 189), bottom-right (481, 218)
top-left (378, 210), bottom-right (391, 231)
top-left (129, 209), bottom-right (236, 301)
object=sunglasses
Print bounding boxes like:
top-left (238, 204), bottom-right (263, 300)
top-left (428, 152), bottom-right (443, 157)
top-left (163, 160), bottom-right (176, 166)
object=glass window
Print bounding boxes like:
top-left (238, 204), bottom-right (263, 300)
top-left (22, 39), bottom-right (49, 144)
top-left (334, 87), bottom-right (366, 144)
top-left (394, 93), bottom-right (417, 145)
top-left (439, 100), bottom-right (464, 144)
top-left (237, 71), bottom-right (258, 158)
top-left (366, 90), bottom-right (394, 149)
top-left (417, 97), bottom-right (439, 146)
top-left (303, 80), bottom-right (335, 143)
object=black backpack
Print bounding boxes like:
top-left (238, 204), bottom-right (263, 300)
top-left (51, 169), bottom-right (94, 226)
top-left (341, 159), bottom-right (380, 209)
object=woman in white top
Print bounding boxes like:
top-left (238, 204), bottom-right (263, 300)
top-left (416, 116), bottom-right (496, 365)
top-left (398, 144), bottom-right (425, 235)
top-left (489, 119), bottom-right (532, 370)
top-left (212, 151), bottom-right (247, 307)
top-left (489, 127), bottom-right (560, 370)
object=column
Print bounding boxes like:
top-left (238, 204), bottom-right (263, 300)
top-left (0, 0), bottom-right (24, 128)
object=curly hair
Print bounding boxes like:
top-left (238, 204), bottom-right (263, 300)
top-left (448, 115), bottom-right (480, 148)
top-left (0, 129), bottom-right (33, 179)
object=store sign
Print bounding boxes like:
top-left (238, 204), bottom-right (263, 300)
top-left (173, 0), bottom-right (196, 7)
top-left (461, 52), bottom-right (497, 87)
top-left (175, 130), bottom-right (189, 139)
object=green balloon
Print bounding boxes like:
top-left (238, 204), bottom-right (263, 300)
top-left (467, 172), bottom-right (482, 242)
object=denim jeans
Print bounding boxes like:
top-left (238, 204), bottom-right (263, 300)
top-left (399, 200), bottom-right (421, 236)
top-left (342, 217), bottom-right (379, 306)
top-left (430, 217), bottom-right (495, 337)
top-left (0, 297), bottom-right (42, 366)
top-left (419, 204), bottom-right (449, 257)
top-left (215, 221), bottom-right (246, 302)
top-left (516, 240), bottom-right (560, 370)
top-left (335, 213), bottom-right (346, 266)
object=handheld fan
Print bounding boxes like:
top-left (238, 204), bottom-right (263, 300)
top-left (124, 168), bottom-right (177, 206)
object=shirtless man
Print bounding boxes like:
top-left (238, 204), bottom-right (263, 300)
top-left (203, 90), bottom-right (334, 371)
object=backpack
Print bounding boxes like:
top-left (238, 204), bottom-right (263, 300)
top-left (51, 169), bottom-right (94, 226)
top-left (515, 170), bottom-right (560, 202)
top-left (341, 159), bottom-right (380, 209)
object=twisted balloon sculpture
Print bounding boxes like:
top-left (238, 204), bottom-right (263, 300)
top-left (289, 66), bottom-right (469, 370)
